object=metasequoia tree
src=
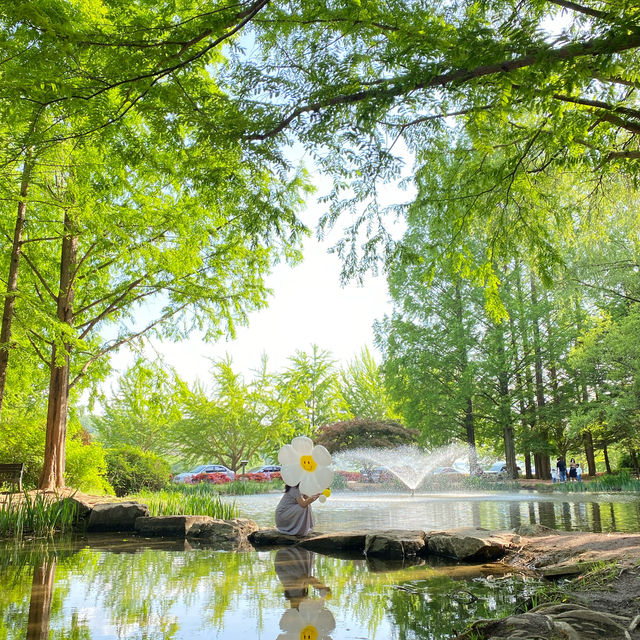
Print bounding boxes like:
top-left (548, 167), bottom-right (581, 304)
top-left (236, 1), bottom-right (640, 277)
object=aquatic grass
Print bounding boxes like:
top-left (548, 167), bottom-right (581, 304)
top-left (130, 486), bottom-right (239, 519)
top-left (555, 471), bottom-right (640, 493)
top-left (0, 492), bottom-right (78, 538)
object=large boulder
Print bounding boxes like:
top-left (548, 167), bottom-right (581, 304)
top-left (365, 530), bottom-right (427, 558)
top-left (515, 523), bottom-right (555, 537)
top-left (87, 501), bottom-right (149, 532)
top-left (427, 527), bottom-right (516, 561)
top-left (187, 518), bottom-right (258, 547)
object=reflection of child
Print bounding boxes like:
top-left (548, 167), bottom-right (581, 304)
top-left (274, 547), bottom-right (330, 609)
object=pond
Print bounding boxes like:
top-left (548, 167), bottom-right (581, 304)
top-left (233, 489), bottom-right (640, 533)
top-left (2, 489), bottom-right (639, 639)
top-left (1, 536), bottom-right (542, 640)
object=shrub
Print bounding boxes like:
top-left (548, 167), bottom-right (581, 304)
top-left (105, 446), bottom-right (170, 497)
top-left (192, 472), bottom-right (232, 484)
top-left (65, 438), bottom-right (113, 495)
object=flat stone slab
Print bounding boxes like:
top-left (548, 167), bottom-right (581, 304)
top-left (249, 528), bottom-right (322, 547)
top-left (87, 501), bottom-right (149, 532)
top-left (365, 529), bottom-right (427, 558)
top-left (426, 527), bottom-right (518, 561)
top-left (135, 515), bottom-right (214, 537)
top-left (298, 532), bottom-right (370, 554)
top-left (187, 518), bottom-right (258, 544)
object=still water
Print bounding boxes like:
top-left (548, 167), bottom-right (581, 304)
top-left (1, 537), bottom-right (541, 640)
top-left (2, 490), bottom-right (639, 639)
top-left (234, 489), bottom-right (640, 533)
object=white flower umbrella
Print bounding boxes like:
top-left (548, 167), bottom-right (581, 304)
top-left (278, 436), bottom-right (334, 496)
top-left (276, 598), bottom-right (336, 640)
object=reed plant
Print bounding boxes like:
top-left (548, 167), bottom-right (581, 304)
top-left (0, 492), bottom-right (78, 538)
top-left (130, 485), bottom-right (239, 519)
top-left (556, 471), bottom-right (640, 493)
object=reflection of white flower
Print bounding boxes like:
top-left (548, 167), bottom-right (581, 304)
top-left (276, 598), bottom-right (336, 640)
top-left (318, 488), bottom-right (331, 504)
top-left (278, 436), bottom-right (334, 496)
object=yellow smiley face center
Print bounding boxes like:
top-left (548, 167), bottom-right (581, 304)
top-left (300, 455), bottom-right (317, 472)
top-left (322, 488), bottom-right (331, 498)
top-left (300, 625), bottom-right (318, 640)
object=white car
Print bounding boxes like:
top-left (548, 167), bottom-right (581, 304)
top-left (172, 464), bottom-right (235, 483)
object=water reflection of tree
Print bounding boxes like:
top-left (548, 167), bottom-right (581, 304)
top-left (26, 558), bottom-right (56, 640)
top-left (387, 574), bottom-right (540, 639)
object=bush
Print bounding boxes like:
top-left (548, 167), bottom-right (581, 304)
top-left (65, 437), bottom-right (113, 495)
top-left (105, 446), bottom-right (170, 496)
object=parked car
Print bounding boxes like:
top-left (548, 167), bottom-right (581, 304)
top-left (172, 464), bottom-right (235, 484)
top-left (485, 462), bottom-right (522, 478)
top-left (248, 465), bottom-right (281, 479)
top-left (430, 466), bottom-right (464, 477)
top-left (362, 466), bottom-right (391, 482)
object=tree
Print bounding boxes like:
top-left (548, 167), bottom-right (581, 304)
top-left (94, 358), bottom-right (182, 457)
top-left (316, 418), bottom-right (418, 453)
top-left (338, 347), bottom-right (399, 420)
top-left (278, 345), bottom-right (349, 435)
top-left (175, 358), bottom-right (289, 472)
top-left (234, 2), bottom-right (640, 284)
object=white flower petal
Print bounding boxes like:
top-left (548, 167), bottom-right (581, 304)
top-left (291, 436), bottom-right (314, 455)
top-left (316, 609), bottom-right (336, 633)
top-left (312, 445), bottom-right (333, 466)
top-left (298, 598), bottom-right (324, 620)
top-left (278, 444), bottom-right (299, 465)
top-left (314, 466), bottom-right (334, 491)
top-left (281, 464), bottom-right (303, 487)
top-left (276, 633), bottom-right (298, 640)
top-left (299, 473), bottom-right (322, 496)
top-left (280, 608), bottom-right (303, 632)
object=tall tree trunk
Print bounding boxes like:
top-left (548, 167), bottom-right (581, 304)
top-left (603, 442), bottom-right (611, 474)
top-left (582, 429), bottom-right (596, 477)
top-left (39, 210), bottom-right (77, 490)
top-left (0, 153), bottom-right (33, 418)
top-left (515, 265), bottom-right (537, 478)
top-left (453, 282), bottom-right (478, 473)
top-left (496, 320), bottom-right (517, 478)
top-left (530, 276), bottom-right (550, 480)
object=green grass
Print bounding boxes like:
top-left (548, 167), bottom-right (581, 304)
top-left (0, 492), bottom-right (78, 538)
top-left (129, 484), bottom-right (239, 519)
top-left (555, 471), bottom-right (640, 493)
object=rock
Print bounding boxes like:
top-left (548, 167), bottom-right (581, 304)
top-left (188, 518), bottom-right (259, 545)
top-left (87, 501), bottom-right (149, 532)
top-left (135, 515), bottom-right (214, 537)
top-left (249, 528), bottom-right (320, 547)
top-left (515, 523), bottom-right (555, 537)
top-left (427, 527), bottom-right (516, 561)
top-left (365, 530), bottom-right (427, 558)
top-left (539, 560), bottom-right (601, 578)
top-left (298, 532), bottom-right (369, 555)
top-left (57, 495), bottom-right (93, 523)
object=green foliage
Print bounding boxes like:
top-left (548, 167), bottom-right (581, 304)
top-left (94, 358), bottom-right (183, 457)
top-left (65, 437), bottom-right (113, 496)
top-left (104, 446), bottom-right (170, 497)
top-left (277, 344), bottom-right (350, 435)
top-left (338, 346), bottom-right (400, 420)
top-left (556, 471), bottom-right (640, 493)
top-left (129, 486), bottom-right (238, 520)
top-left (175, 357), bottom-right (290, 472)
top-left (0, 492), bottom-right (78, 538)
